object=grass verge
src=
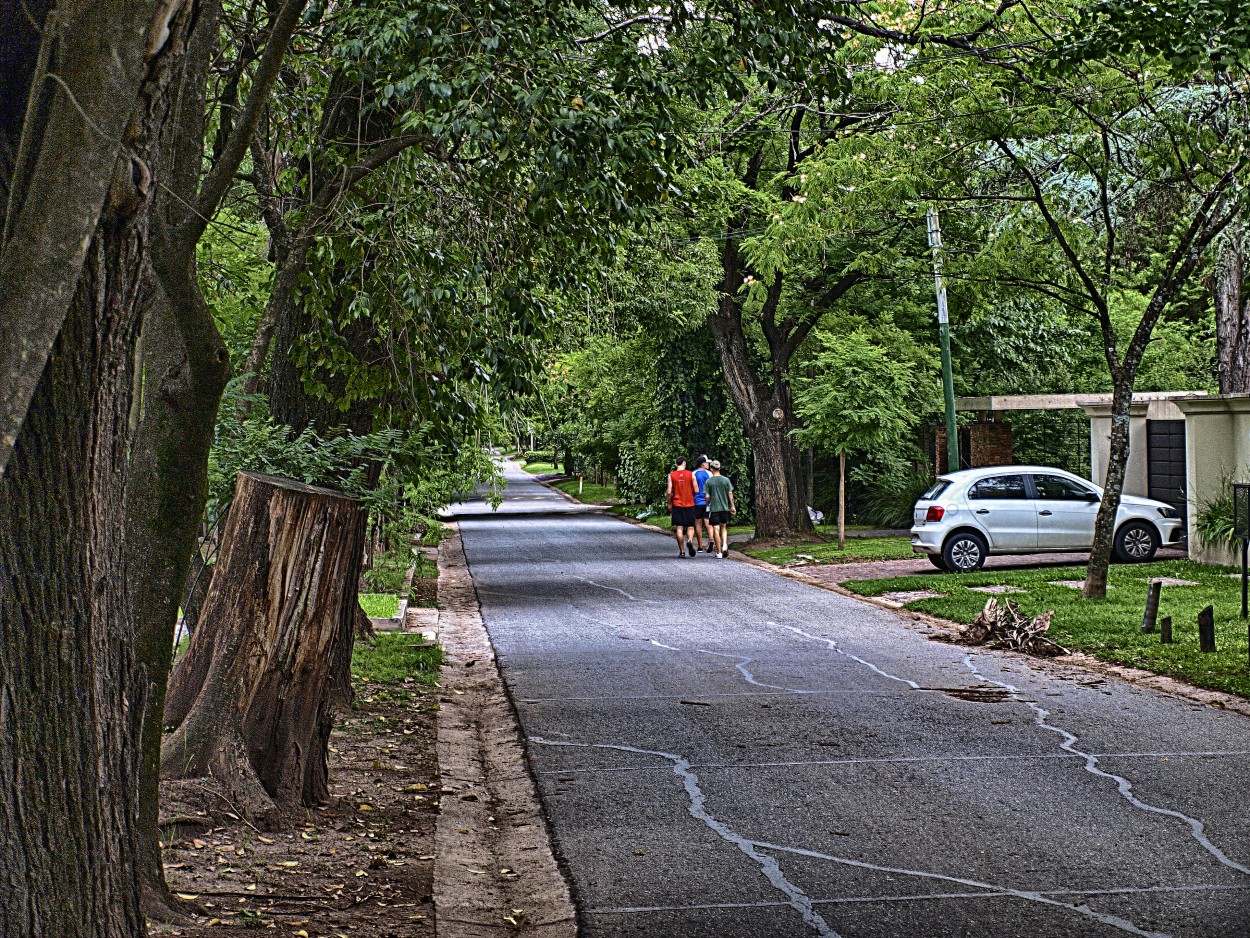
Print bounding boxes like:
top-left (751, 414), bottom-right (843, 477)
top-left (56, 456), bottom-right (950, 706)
top-left (843, 559), bottom-right (1250, 698)
top-left (359, 592), bottom-right (400, 618)
top-left (522, 460), bottom-right (558, 474)
top-left (744, 535), bottom-right (916, 565)
top-left (352, 633), bottom-right (443, 686)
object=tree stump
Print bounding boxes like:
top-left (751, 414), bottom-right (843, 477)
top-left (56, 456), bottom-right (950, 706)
top-left (161, 472), bottom-right (364, 822)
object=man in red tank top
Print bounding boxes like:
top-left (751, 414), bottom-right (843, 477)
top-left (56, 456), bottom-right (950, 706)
top-left (666, 456), bottom-right (698, 557)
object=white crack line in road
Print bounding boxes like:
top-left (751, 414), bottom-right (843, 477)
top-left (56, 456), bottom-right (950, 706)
top-left (648, 639), bottom-right (812, 694)
top-left (531, 736), bottom-right (1170, 938)
top-left (772, 622), bottom-right (921, 689)
top-left (753, 841), bottom-right (1171, 938)
top-left (571, 575), bottom-right (660, 603)
top-left (530, 736), bottom-right (840, 938)
top-left (964, 653), bottom-right (1250, 877)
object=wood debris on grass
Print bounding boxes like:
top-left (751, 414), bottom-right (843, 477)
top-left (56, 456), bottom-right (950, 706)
top-left (944, 597), bottom-right (1066, 657)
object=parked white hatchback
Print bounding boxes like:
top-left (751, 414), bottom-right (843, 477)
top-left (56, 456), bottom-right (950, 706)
top-left (910, 466), bottom-right (1185, 572)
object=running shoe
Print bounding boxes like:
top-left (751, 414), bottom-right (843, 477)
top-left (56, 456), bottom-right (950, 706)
top-left (686, 541), bottom-right (696, 557)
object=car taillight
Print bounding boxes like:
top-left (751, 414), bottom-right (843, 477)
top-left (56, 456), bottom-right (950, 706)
top-left (925, 505), bottom-right (945, 522)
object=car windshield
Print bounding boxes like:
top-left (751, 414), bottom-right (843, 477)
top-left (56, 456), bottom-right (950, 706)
top-left (920, 480), bottom-right (951, 501)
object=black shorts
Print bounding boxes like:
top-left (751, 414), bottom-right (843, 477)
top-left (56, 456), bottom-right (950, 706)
top-left (693, 503), bottom-right (708, 520)
top-left (671, 505), bottom-right (697, 527)
top-left (709, 510), bottom-right (730, 526)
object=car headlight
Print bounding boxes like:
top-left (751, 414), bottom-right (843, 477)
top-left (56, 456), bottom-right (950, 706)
top-left (1157, 506), bottom-right (1179, 519)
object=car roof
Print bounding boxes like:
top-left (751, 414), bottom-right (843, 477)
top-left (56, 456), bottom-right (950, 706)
top-left (935, 465), bottom-right (1086, 483)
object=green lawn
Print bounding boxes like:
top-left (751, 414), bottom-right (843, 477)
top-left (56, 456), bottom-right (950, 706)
top-left (359, 592), bottom-right (400, 618)
top-left (522, 460), bottom-right (558, 474)
top-left (553, 478), bottom-right (620, 504)
top-left (843, 559), bottom-right (1250, 698)
top-left (352, 633), bottom-right (443, 686)
top-left (744, 536), bottom-right (916, 566)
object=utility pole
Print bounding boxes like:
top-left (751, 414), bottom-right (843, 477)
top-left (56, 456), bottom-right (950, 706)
top-left (927, 207), bottom-right (959, 473)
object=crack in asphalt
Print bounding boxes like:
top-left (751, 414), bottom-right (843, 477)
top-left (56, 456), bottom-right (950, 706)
top-left (772, 622), bottom-right (922, 689)
top-left (964, 654), bottom-right (1250, 878)
top-left (753, 841), bottom-right (1172, 938)
top-left (530, 736), bottom-right (840, 938)
top-left (571, 575), bottom-right (660, 603)
top-left (531, 736), bottom-right (1170, 938)
top-left (648, 639), bottom-right (811, 694)
top-left (585, 881), bottom-right (1250, 914)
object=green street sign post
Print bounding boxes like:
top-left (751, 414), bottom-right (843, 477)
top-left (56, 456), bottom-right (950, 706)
top-left (927, 207), bottom-right (959, 473)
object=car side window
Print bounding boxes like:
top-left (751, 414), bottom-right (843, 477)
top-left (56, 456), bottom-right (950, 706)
top-left (968, 475), bottom-right (1028, 500)
top-left (1033, 474), bottom-right (1096, 501)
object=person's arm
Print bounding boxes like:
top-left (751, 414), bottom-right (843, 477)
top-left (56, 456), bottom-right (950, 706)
top-left (729, 482), bottom-right (736, 515)
top-left (666, 473), bottom-right (673, 507)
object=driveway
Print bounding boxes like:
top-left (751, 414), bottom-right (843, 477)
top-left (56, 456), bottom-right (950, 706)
top-left (449, 461), bottom-right (1250, 937)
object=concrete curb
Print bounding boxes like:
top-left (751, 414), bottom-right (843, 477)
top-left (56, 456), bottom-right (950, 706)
top-left (433, 524), bottom-right (576, 937)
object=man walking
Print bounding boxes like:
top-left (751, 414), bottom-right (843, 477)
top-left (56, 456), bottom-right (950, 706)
top-left (704, 460), bottom-right (736, 558)
top-left (693, 455), bottom-right (713, 553)
top-left (666, 457), bottom-right (697, 557)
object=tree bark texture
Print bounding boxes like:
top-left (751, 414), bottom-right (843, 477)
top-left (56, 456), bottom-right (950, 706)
top-left (162, 472), bottom-right (364, 821)
top-left (0, 0), bottom-right (171, 477)
top-left (707, 258), bottom-right (811, 539)
top-left (1213, 233), bottom-right (1250, 394)
top-left (0, 3), bottom-right (203, 933)
top-left (1084, 380), bottom-right (1134, 598)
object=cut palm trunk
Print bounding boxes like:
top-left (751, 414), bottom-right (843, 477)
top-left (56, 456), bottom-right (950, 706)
top-left (162, 472), bottom-right (364, 823)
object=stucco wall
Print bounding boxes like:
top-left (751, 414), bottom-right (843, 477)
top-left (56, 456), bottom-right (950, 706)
top-left (1175, 397), bottom-right (1250, 566)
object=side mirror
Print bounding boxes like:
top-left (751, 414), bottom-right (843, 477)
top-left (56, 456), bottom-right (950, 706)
top-left (1085, 491), bottom-right (1100, 503)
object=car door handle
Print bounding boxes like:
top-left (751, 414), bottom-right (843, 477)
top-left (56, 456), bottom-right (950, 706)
top-left (1038, 510), bottom-right (1053, 516)
top-left (975, 509), bottom-right (989, 515)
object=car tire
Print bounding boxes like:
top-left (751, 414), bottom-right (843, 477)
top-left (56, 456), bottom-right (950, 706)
top-left (1114, 521), bottom-right (1158, 563)
top-left (927, 554), bottom-right (948, 571)
top-left (942, 531), bottom-right (987, 573)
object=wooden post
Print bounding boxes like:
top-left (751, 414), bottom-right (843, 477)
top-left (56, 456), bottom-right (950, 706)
top-left (1198, 605), bottom-right (1216, 653)
top-left (1141, 579), bottom-right (1161, 633)
top-left (1159, 615), bottom-right (1172, 644)
top-left (838, 450), bottom-right (846, 551)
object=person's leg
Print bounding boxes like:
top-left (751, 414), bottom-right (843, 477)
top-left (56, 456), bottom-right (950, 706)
top-left (717, 523), bottom-right (728, 556)
top-left (694, 514), bottom-right (704, 550)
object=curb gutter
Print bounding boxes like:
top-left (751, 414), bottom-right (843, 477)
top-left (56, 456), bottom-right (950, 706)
top-left (433, 524), bottom-right (576, 937)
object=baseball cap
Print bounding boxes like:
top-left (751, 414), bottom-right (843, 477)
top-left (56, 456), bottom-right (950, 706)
top-left (710, 460), bottom-right (721, 469)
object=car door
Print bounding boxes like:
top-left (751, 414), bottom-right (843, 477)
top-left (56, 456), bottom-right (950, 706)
top-left (966, 474), bottom-right (1036, 550)
top-left (1031, 473), bottom-right (1100, 549)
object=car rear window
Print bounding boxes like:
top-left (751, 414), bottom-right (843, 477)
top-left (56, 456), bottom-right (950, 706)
top-left (968, 474), bottom-right (1028, 500)
top-left (921, 480), bottom-right (951, 501)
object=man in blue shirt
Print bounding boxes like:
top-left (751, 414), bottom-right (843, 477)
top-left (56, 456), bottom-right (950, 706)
top-left (692, 455), bottom-right (713, 554)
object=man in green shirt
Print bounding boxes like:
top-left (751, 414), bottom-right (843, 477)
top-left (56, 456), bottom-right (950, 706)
top-left (703, 460), bottom-right (735, 558)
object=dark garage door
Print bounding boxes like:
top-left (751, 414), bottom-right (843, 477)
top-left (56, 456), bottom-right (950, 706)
top-left (1146, 419), bottom-right (1187, 537)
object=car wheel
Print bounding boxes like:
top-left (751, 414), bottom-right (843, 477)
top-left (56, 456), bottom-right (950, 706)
top-left (943, 531), bottom-right (987, 572)
top-left (1115, 521), bottom-right (1158, 563)
top-left (927, 554), bottom-right (948, 571)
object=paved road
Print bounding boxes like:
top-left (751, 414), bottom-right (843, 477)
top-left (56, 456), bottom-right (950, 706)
top-left (451, 462), bottom-right (1250, 938)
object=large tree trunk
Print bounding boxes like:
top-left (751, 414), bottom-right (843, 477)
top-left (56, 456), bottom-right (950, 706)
top-left (1, 3), bottom-right (203, 934)
top-left (707, 285), bottom-right (811, 539)
top-left (162, 472), bottom-right (364, 822)
top-left (1213, 231), bottom-right (1250, 394)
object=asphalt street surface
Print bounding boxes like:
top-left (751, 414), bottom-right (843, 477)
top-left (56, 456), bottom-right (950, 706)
top-left (451, 461), bottom-right (1250, 938)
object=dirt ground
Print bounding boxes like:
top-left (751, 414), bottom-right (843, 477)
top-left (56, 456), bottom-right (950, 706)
top-left (150, 681), bottom-right (440, 938)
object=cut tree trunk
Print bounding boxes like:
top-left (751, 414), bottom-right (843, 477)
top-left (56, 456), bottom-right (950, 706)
top-left (162, 472), bottom-right (364, 822)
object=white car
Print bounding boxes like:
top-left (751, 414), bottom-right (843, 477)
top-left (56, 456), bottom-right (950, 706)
top-left (910, 466), bottom-right (1184, 572)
